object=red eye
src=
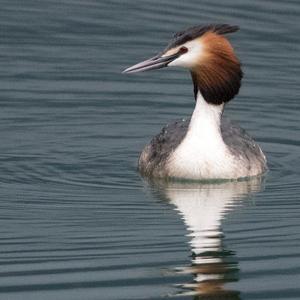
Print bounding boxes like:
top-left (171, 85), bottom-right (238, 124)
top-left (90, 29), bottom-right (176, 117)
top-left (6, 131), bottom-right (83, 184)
top-left (180, 46), bottom-right (188, 54)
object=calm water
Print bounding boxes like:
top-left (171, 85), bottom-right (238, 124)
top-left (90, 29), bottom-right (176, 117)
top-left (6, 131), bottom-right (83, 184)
top-left (0, 0), bottom-right (300, 299)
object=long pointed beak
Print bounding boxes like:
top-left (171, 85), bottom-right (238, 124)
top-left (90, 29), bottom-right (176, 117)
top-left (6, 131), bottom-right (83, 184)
top-left (122, 52), bottom-right (181, 74)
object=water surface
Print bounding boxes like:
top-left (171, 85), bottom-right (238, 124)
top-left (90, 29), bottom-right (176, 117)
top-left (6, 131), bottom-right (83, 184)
top-left (0, 0), bottom-right (300, 299)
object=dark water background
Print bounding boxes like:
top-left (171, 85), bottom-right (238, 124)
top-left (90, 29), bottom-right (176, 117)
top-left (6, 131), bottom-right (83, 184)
top-left (0, 0), bottom-right (300, 299)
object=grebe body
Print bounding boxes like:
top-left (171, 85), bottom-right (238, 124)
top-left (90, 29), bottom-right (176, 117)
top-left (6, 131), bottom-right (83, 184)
top-left (123, 24), bottom-right (267, 180)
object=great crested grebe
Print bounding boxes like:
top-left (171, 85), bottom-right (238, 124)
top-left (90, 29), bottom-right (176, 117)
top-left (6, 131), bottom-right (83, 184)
top-left (123, 24), bottom-right (267, 180)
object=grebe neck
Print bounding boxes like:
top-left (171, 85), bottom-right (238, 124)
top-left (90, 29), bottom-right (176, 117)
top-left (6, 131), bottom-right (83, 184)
top-left (189, 93), bottom-right (224, 142)
top-left (167, 93), bottom-right (233, 179)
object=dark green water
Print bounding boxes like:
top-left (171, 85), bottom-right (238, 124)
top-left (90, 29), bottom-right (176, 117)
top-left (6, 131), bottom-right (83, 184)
top-left (0, 1), bottom-right (300, 299)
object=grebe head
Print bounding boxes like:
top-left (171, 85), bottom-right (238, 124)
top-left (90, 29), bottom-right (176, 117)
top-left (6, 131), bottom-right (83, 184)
top-left (123, 24), bottom-right (243, 104)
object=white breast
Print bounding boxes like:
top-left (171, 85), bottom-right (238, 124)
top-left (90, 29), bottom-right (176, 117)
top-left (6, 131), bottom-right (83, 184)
top-left (167, 93), bottom-right (237, 179)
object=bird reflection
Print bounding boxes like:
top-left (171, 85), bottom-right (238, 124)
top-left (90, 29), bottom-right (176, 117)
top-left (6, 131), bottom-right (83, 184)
top-left (149, 177), bottom-right (263, 299)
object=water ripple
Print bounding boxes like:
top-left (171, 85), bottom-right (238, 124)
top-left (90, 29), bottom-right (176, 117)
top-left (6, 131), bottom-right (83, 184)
top-left (0, 0), bottom-right (300, 299)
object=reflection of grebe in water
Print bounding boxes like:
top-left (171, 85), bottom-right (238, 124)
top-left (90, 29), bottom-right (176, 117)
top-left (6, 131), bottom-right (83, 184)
top-left (151, 177), bottom-right (263, 298)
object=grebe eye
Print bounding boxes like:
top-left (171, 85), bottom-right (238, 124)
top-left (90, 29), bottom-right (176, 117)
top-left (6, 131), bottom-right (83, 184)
top-left (179, 46), bottom-right (188, 54)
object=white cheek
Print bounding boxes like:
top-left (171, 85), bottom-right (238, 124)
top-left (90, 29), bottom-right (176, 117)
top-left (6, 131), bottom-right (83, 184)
top-left (168, 41), bottom-right (203, 69)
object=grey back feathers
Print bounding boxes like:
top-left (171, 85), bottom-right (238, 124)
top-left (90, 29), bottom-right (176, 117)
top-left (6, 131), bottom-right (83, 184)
top-left (138, 119), bottom-right (189, 178)
top-left (138, 117), bottom-right (267, 178)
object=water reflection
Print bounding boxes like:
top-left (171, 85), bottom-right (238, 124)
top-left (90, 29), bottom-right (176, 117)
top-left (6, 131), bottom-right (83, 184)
top-left (151, 178), bottom-right (263, 299)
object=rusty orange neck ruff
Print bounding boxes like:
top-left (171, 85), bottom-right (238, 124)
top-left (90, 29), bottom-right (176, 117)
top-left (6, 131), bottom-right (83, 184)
top-left (190, 32), bottom-right (243, 104)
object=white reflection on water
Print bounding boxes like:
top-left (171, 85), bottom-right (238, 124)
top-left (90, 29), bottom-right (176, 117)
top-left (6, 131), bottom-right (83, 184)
top-left (151, 178), bottom-right (263, 298)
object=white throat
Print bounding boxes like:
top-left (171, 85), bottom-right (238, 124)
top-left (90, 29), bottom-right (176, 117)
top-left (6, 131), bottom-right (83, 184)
top-left (189, 92), bottom-right (224, 141)
top-left (167, 93), bottom-right (235, 179)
